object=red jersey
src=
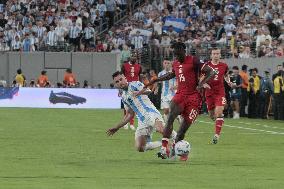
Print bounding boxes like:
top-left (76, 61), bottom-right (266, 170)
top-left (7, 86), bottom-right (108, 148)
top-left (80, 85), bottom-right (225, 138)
top-left (205, 61), bottom-right (228, 95)
top-left (172, 56), bottom-right (202, 95)
top-left (122, 62), bottom-right (142, 82)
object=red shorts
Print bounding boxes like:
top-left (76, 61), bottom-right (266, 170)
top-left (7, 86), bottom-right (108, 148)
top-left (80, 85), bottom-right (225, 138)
top-left (172, 93), bottom-right (201, 124)
top-left (205, 93), bottom-right (226, 111)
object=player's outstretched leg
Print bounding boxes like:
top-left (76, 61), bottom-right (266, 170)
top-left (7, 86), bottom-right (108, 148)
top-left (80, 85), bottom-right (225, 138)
top-left (159, 102), bottom-right (181, 159)
top-left (135, 134), bottom-right (161, 152)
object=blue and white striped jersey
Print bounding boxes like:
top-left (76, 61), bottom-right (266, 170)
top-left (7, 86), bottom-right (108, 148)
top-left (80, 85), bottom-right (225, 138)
top-left (158, 70), bottom-right (176, 98)
top-left (121, 81), bottom-right (160, 122)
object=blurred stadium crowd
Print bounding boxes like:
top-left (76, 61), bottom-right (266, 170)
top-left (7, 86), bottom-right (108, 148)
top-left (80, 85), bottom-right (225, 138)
top-left (0, 0), bottom-right (282, 59)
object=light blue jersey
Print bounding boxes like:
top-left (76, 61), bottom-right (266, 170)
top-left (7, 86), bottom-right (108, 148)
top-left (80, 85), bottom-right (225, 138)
top-left (158, 70), bottom-right (176, 99)
top-left (121, 81), bottom-right (160, 122)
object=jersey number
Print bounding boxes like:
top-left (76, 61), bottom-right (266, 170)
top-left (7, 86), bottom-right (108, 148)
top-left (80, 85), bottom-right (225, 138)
top-left (214, 74), bottom-right (218, 81)
top-left (130, 67), bottom-right (134, 77)
top-left (188, 109), bottom-right (198, 122)
top-left (178, 67), bottom-right (185, 82)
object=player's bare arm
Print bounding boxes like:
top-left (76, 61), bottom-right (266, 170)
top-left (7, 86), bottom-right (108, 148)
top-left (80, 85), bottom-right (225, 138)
top-left (106, 108), bottom-right (135, 136)
top-left (133, 88), bottom-right (152, 96)
top-left (144, 72), bottom-right (176, 88)
top-left (198, 64), bottom-right (216, 90)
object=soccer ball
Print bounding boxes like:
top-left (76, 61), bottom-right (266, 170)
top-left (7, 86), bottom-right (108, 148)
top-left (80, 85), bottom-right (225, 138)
top-left (175, 140), bottom-right (191, 156)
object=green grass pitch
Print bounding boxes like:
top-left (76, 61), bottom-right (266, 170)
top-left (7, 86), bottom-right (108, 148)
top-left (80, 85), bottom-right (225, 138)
top-left (0, 108), bottom-right (283, 189)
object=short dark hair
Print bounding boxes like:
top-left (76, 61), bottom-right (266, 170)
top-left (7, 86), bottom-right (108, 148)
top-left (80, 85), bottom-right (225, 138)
top-left (112, 71), bottom-right (123, 79)
top-left (171, 41), bottom-right (186, 50)
top-left (232, 66), bottom-right (239, 70)
top-left (253, 68), bottom-right (258, 73)
top-left (17, 69), bottom-right (22, 74)
top-left (211, 47), bottom-right (221, 51)
top-left (241, 64), bottom-right (248, 71)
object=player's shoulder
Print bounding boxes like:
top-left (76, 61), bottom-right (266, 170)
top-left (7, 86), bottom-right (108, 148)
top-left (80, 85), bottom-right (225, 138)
top-left (129, 81), bottom-right (143, 88)
top-left (158, 70), bottom-right (166, 76)
top-left (219, 62), bottom-right (228, 67)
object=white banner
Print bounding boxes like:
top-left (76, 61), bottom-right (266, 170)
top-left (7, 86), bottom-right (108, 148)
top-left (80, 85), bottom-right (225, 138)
top-left (0, 87), bottom-right (121, 109)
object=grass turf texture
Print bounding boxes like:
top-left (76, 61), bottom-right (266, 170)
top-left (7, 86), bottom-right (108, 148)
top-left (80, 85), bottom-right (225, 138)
top-left (0, 108), bottom-right (283, 189)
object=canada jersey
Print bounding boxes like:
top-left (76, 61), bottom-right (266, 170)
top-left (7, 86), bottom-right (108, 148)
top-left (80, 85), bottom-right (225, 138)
top-left (205, 61), bottom-right (228, 95)
top-left (172, 56), bottom-right (201, 95)
top-left (122, 62), bottom-right (142, 82)
top-left (121, 81), bottom-right (160, 122)
top-left (158, 70), bottom-right (176, 99)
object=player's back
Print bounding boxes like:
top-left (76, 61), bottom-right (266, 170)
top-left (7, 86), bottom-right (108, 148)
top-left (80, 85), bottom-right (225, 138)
top-left (172, 56), bottom-right (200, 95)
top-left (158, 70), bottom-right (176, 98)
top-left (122, 62), bottom-right (141, 82)
top-left (121, 81), bottom-right (160, 122)
top-left (205, 61), bottom-right (228, 94)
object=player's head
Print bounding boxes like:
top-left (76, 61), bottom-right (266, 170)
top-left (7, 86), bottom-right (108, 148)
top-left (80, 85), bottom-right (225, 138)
top-left (172, 42), bottom-right (186, 63)
top-left (130, 52), bottom-right (138, 63)
top-left (163, 60), bottom-right (172, 71)
top-left (211, 47), bottom-right (221, 62)
top-left (112, 71), bottom-right (128, 89)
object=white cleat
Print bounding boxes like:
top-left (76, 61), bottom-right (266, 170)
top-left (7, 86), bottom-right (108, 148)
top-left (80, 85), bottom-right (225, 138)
top-left (123, 123), bottom-right (129, 130)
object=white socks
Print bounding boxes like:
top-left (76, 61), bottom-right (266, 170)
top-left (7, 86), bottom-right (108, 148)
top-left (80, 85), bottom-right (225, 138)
top-left (145, 141), bottom-right (162, 151)
top-left (163, 114), bottom-right (168, 123)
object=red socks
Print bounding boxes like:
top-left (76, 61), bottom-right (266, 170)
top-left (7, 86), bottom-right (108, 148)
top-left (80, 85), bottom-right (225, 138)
top-left (215, 117), bottom-right (224, 135)
top-left (162, 138), bottom-right (169, 147)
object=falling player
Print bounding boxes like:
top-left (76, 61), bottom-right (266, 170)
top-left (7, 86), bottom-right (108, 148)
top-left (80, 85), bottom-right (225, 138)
top-left (137, 42), bottom-right (215, 160)
top-left (121, 52), bottom-right (142, 130)
top-left (201, 48), bottom-right (231, 144)
top-left (107, 71), bottom-right (176, 152)
top-left (158, 60), bottom-right (177, 123)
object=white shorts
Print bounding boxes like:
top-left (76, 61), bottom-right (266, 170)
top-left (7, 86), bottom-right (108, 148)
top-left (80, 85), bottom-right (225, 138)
top-left (135, 112), bottom-right (164, 139)
top-left (160, 96), bottom-right (173, 109)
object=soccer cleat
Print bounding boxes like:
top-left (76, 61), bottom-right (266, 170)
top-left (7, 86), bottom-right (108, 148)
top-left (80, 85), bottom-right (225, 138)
top-left (211, 134), bottom-right (220, 144)
top-left (129, 125), bottom-right (136, 131)
top-left (123, 124), bottom-right (129, 129)
top-left (157, 146), bottom-right (170, 159)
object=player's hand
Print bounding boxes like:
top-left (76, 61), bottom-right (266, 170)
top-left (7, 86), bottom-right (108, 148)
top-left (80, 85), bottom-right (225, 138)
top-left (106, 127), bottom-right (119, 136)
top-left (153, 88), bottom-right (158, 95)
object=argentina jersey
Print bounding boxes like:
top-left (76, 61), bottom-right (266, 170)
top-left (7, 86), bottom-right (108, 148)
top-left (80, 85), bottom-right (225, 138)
top-left (158, 70), bottom-right (176, 99)
top-left (121, 81), bottom-right (160, 123)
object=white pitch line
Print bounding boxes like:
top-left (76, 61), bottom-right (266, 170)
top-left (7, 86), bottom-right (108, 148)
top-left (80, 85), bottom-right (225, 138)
top-left (198, 120), bottom-right (284, 135)
top-left (238, 121), bottom-right (284, 130)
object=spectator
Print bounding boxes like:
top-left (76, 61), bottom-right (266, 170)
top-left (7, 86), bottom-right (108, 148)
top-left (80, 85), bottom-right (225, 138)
top-left (29, 79), bottom-right (37, 87)
top-left (83, 80), bottom-right (91, 88)
top-left (239, 65), bottom-right (249, 117)
top-left (131, 30), bottom-right (144, 49)
top-left (247, 68), bottom-right (261, 118)
top-left (0, 76), bottom-right (7, 87)
top-left (259, 71), bottom-right (273, 119)
top-left (37, 70), bottom-right (49, 88)
top-left (63, 68), bottom-right (76, 87)
top-left (120, 44), bottom-right (131, 63)
top-left (105, 0), bottom-right (116, 29)
top-left (239, 46), bottom-right (251, 58)
top-left (15, 69), bottom-right (26, 87)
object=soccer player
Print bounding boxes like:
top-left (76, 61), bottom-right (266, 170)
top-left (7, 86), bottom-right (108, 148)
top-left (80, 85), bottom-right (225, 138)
top-left (202, 48), bottom-right (231, 144)
top-left (121, 52), bottom-right (142, 130)
top-left (107, 71), bottom-right (176, 152)
top-left (158, 60), bottom-right (177, 123)
top-left (138, 42), bottom-right (215, 160)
